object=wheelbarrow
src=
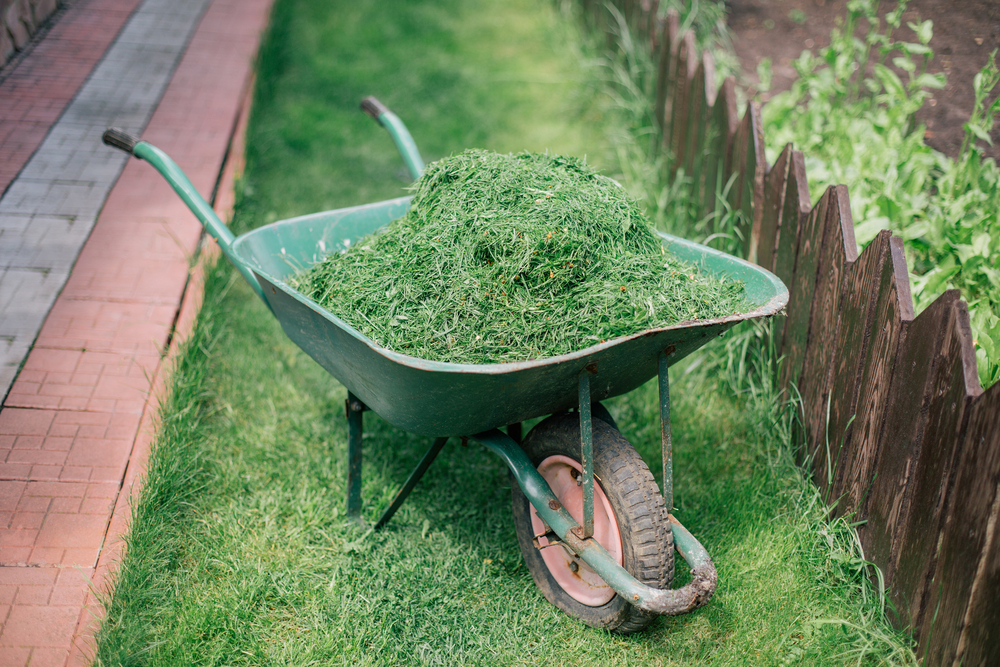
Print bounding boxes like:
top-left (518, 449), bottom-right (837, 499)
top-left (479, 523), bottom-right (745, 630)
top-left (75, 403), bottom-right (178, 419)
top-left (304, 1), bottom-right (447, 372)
top-left (102, 98), bottom-right (788, 633)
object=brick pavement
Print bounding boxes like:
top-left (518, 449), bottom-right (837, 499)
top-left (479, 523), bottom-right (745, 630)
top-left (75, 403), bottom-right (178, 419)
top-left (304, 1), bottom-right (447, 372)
top-left (0, 0), bottom-right (212, 400)
top-left (0, 0), bottom-right (272, 663)
top-left (0, 0), bottom-right (143, 195)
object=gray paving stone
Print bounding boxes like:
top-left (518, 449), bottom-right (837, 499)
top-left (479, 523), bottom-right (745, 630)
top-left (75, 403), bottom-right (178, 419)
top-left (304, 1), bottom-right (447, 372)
top-left (0, 215), bottom-right (31, 233)
top-left (2, 215), bottom-right (91, 270)
top-left (0, 267), bottom-right (68, 313)
top-left (0, 340), bottom-right (31, 395)
top-left (0, 0), bottom-right (214, 401)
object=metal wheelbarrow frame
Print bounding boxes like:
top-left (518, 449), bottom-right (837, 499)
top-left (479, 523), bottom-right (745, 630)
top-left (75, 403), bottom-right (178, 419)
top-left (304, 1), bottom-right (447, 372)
top-left (102, 98), bottom-right (787, 623)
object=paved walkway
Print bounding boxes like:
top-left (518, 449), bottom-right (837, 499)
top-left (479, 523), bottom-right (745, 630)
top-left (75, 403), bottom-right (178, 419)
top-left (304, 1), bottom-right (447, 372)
top-left (0, 0), bottom-right (211, 397)
top-left (0, 0), bottom-right (272, 663)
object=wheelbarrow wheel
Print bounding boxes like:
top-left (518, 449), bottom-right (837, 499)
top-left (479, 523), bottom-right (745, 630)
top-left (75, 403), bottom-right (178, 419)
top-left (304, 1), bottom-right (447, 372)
top-left (511, 412), bottom-right (674, 633)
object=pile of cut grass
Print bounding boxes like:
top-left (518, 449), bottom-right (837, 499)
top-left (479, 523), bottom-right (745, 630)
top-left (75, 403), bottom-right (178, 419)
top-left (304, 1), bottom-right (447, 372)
top-left (291, 150), bottom-right (748, 363)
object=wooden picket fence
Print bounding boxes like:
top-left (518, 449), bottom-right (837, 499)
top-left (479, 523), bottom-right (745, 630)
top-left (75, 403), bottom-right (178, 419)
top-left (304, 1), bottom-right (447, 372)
top-left (585, 1), bottom-right (1000, 663)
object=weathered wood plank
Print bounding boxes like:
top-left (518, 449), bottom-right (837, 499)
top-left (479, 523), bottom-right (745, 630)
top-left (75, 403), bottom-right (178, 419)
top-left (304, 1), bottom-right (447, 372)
top-left (646, 0), bottom-right (659, 46)
top-left (726, 103), bottom-right (751, 219)
top-left (797, 186), bottom-right (858, 494)
top-left (685, 52), bottom-right (715, 214)
top-left (858, 290), bottom-right (958, 614)
top-left (949, 382), bottom-right (1000, 666)
top-left (629, 0), bottom-right (641, 29)
top-left (818, 230), bottom-right (891, 504)
top-left (889, 300), bottom-right (980, 639)
top-left (669, 31), bottom-right (696, 173)
top-left (622, 0), bottom-right (635, 28)
top-left (654, 10), bottom-right (679, 139)
top-left (580, 0), bottom-right (592, 32)
top-left (701, 76), bottom-right (737, 224)
top-left (757, 143), bottom-right (791, 272)
top-left (583, 0), bottom-right (605, 38)
top-left (602, 0), bottom-right (617, 48)
top-left (919, 380), bottom-right (997, 665)
top-left (777, 186), bottom-right (832, 396)
top-left (773, 150), bottom-right (809, 286)
top-left (620, 0), bottom-right (631, 26)
top-left (740, 101), bottom-right (765, 261)
top-left (833, 236), bottom-right (913, 518)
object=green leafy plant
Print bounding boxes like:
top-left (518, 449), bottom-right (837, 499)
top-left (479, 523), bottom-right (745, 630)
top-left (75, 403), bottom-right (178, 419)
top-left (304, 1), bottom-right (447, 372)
top-left (762, 0), bottom-right (1000, 386)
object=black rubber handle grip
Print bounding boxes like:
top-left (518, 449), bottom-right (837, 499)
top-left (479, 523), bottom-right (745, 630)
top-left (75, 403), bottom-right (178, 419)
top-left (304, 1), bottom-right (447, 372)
top-left (361, 96), bottom-right (389, 122)
top-left (102, 128), bottom-right (140, 154)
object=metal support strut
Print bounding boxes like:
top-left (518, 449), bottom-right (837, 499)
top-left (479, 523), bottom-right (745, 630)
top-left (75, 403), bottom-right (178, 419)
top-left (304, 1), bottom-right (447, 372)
top-left (658, 349), bottom-right (673, 512)
top-left (578, 368), bottom-right (595, 539)
top-left (374, 437), bottom-right (448, 530)
top-left (346, 392), bottom-right (366, 522)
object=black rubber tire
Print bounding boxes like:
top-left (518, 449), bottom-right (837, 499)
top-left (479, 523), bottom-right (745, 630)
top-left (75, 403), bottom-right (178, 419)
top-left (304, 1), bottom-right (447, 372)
top-left (511, 411), bottom-right (674, 633)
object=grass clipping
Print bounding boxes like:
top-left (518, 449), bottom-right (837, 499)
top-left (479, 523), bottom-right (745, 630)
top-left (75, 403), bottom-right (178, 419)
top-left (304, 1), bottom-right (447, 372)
top-left (291, 150), bottom-right (748, 364)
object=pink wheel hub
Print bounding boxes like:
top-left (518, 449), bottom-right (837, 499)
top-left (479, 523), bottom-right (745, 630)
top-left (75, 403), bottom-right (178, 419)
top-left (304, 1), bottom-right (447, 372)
top-left (531, 455), bottom-right (623, 606)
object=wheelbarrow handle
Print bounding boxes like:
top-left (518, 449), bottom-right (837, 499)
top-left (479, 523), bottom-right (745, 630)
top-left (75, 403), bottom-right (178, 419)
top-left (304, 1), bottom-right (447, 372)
top-left (102, 128), bottom-right (140, 154)
top-left (360, 96), bottom-right (425, 181)
top-left (102, 128), bottom-right (271, 310)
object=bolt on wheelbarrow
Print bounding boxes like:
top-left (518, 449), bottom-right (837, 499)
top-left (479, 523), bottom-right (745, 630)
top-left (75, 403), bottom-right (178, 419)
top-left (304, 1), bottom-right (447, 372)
top-left (102, 98), bottom-right (788, 633)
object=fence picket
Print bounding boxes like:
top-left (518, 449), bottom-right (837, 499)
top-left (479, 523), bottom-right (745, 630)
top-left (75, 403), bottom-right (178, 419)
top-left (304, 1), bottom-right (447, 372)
top-left (701, 76), bottom-right (737, 223)
top-left (587, 0), bottom-right (604, 42)
top-left (669, 32), bottom-right (696, 172)
top-left (654, 10), bottom-right (679, 138)
top-left (932, 381), bottom-right (1000, 666)
top-left (620, 0), bottom-right (632, 26)
top-left (797, 186), bottom-right (858, 492)
top-left (810, 230), bottom-right (890, 511)
top-left (726, 104), bottom-right (751, 218)
top-left (757, 143), bottom-right (791, 272)
top-left (773, 150), bottom-right (809, 286)
top-left (860, 290), bottom-right (958, 606)
top-left (833, 237), bottom-right (913, 516)
top-left (646, 0), bottom-right (659, 46)
top-left (741, 102), bottom-right (765, 261)
top-left (889, 300), bottom-right (980, 643)
top-left (685, 53), bottom-right (715, 213)
top-left (778, 187), bottom-right (831, 394)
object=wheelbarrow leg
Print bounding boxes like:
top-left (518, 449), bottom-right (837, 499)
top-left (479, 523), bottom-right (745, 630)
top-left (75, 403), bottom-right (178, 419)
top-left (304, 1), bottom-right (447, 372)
top-left (374, 437), bottom-right (448, 530)
top-left (346, 392), bottom-right (367, 522)
top-left (578, 368), bottom-right (595, 539)
top-left (658, 348), bottom-right (674, 511)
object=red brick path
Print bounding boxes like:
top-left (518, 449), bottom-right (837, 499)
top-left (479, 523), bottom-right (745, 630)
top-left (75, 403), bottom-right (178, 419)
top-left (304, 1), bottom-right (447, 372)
top-left (0, 0), bottom-right (272, 663)
top-left (0, 0), bottom-right (144, 196)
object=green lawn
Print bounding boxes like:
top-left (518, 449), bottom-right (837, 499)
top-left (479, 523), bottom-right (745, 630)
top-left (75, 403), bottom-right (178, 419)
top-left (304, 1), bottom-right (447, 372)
top-left (93, 1), bottom-right (916, 664)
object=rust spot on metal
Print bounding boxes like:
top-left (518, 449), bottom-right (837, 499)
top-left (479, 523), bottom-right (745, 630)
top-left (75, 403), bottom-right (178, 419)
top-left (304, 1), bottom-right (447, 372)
top-left (548, 499), bottom-right (561, 511)
top-left (664, 344), bottom-right (676, 356)
top-left (585, 362), bottom-right (598, 375)
top-left (633, 594), bottom-right (640, 601)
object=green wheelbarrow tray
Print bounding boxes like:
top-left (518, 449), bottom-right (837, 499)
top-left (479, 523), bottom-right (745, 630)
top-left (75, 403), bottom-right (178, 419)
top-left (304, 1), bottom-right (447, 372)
top-left (101, 99), bottom-right (787, 621)
top-left (234, 198), bottom-right (785, 437)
